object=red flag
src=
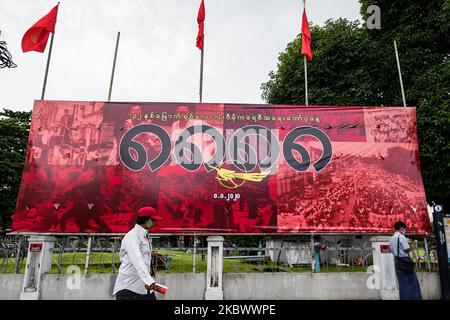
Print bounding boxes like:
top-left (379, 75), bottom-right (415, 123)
top-left (22, 4), bottom-right (59, 53)
top-left (196, 0), bottom-right (205, 50)
top-left (301, 7), bottom-right (312, 61)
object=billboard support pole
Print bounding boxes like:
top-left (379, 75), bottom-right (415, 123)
top-left (108, 32), bottom-right (120, 102)
top-left (423, 236), bottom-right (431, 272)
top-left (370, 236), bottom-right (398, 299)
top-left (394, 40), bottom-right (407, 107)
top-left (310, 234), bottom-right (314, 272)
top-left (199, 45), bottom-right (204, 103)
top-left (304, 56), bottom-right (308, 105)
top-left (20, 236), bottom-right (56, 300)
top-left (432, 207), bottom-right (450, 300)
top-left (193, 234), bottom-right (197, 273)
top-left (205, 236), bottom-right (224, 300)
top-left (84, 236), bottom-right (92, 274)
top-left (40, 27), bottom-right (56, 100)
top-left (15, 236), bottom-right (24, 273)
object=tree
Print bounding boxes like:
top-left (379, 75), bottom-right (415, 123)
top-left (261, 19), bottom-right (380, 106)
top-left (359, 0), bottom-right (450, 105)
top-left (0, 109), bottom-right (31, 230)
top-left (261, 1), bottom-right (450, 203)
top-left (410, 59), bottom-right (450, 205)
top-left (359, 0), bottom-right (450, 204)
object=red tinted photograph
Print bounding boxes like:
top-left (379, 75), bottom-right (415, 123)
top-left (12, 101), bottom-right (430, 234)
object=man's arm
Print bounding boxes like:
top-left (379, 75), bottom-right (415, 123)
top-left (400, 234), bottom-right (414, 253)
top-left (124, 235), bottom-right (156, 287)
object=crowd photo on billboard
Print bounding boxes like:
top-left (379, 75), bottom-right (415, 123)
top-left (12, 101), bottom-right (430, 234)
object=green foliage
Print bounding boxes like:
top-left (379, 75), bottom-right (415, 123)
top-left (261, 1), bottom-right (450, 203)
top-left (224, 235), bottom-right (263, 248)
top-left (261, 19), bottom-right (380, 106)
top-left (359, 0), bottom-right (450, 106)
top-left (412, 60), bottom-right (450, 204)
top-left (0, 109), bottom-right (31, 229)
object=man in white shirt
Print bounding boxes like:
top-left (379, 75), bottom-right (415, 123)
top-left (113, 207), bottom-right (164, 300)
top-left (389, 220), bottom-right (422, 300)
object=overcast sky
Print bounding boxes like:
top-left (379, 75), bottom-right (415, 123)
top-left (0, 0), bottom-right (361, 112)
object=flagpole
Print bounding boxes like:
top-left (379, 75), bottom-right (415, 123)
top-left (41, 2), bottom-right (59, 100)
top-left (394, 40), bottom-right (407, 107)
top-left (303, 0), bottom-right (308, 106)
top-left (41, 27), bottom-right (56, 100)
top-left (304, 56), bottom-right (308, 105)
top-left (108, 31), bottom-right (121, 102)
top-left (199, 44), bottom-right (204, 103)
top-left (196, 0), bottom-right (205, 103)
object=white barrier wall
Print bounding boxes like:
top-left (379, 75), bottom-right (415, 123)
top-left (0, 272), bottom-right (441, 300)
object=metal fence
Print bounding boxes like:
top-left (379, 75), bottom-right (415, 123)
top-left (0, 234), bottom-right (439, 274)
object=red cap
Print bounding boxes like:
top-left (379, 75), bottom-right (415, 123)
top-left (137, 207), bottom-right (163, 220)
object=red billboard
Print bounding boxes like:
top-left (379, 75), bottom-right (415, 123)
top-left (12, 101), bottom-right (431, 234)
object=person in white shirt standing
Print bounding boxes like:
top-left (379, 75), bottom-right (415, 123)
top-left (113, 207), bottom-right (164, 300)
top-left (389, 220), bottom-right (422, 300)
